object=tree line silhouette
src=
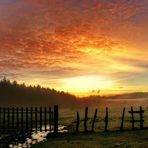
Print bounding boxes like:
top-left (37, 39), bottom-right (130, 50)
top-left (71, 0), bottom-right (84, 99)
top-left (0, 77), bottom-right (78, 107)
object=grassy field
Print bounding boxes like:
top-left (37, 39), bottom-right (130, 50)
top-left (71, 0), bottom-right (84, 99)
top-left (32, 130), bottom-right (148, 148)
top-left (32, 107), bottom-right (148, 148)
top-left (58, 107), bottom-right (148, 132)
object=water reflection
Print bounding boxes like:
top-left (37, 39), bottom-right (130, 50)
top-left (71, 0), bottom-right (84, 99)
top-left (9, 125), bottom-right (68, 148)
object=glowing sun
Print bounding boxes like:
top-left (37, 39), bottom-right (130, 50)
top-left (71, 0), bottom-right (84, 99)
top-left (60, 75), bottom-right (114, 93)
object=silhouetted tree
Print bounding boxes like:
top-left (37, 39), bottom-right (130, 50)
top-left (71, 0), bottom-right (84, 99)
top-left (0, 78), bottom-right (77, 108)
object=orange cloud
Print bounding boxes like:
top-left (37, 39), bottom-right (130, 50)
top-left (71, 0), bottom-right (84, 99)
top-left (0, 0), bottom-right (148, 95)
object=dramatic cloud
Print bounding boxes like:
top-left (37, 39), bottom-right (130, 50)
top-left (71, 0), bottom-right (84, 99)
top-left (0, 0), bottom-right (148, 95)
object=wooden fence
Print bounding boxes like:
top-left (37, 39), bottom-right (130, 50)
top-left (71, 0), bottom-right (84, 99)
top-left (0, 105), bottom-right (59, 134)
top-left (76, 106), bottom-right (146, 132)
top-left (0, 105), bottom-right (146, 135)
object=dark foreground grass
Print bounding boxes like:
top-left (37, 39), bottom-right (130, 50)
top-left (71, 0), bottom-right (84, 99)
top-left (32, 129), bottom-right (148, 148)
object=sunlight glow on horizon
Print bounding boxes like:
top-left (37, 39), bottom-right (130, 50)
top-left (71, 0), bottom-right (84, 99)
top-left (14, 76), bottom-right (148, 97)
top-left (59, 75), bottom-right (114, 93)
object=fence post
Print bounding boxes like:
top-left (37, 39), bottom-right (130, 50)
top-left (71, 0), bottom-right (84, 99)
top-left (35, 107), bottom-right (38, 132)
top-left (40, 107), bottom-right (42, 131)
top-left (44, 107), bottom-right (47, 131)
top-left (120, 107), bottom-right (125, 130)
top-left (21, 107), bottom-right (24, 132)
top-left (12, 107), bottom-right (15, 131)
top-left (84, 107), bottom-right (88, 132)
top-left (49, 107), bottom-right (52, 132)
top-left (52, 111), bottom-right (54, 129)
top-left (16, 107), bottom-right (19, 132)
top-left (3, 108), bottom-right (6, 133)
top-left (131, 107), bottom-right (134, 130)
top-left (140, 106), bottom-right (143, 129)
top-left (0, 107), bottom-right (2, 132)
top-left (105, 107), bottom-right (108, 132)
top-left (76, 112), bottom-right (80, 132)
top-left (91, 108), bottom-right (98, 132)
top-left (54, 105), bottom-right (58, 133)
top-left (7, 107), bottom-right (10, 132)
top-left (30, 107), bottom-right (33, 132)
top-left (26, 107), bottom-right (29, 131)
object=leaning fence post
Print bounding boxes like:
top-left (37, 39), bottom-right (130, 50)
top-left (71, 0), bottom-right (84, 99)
top-left (120, 107), bottom-right (125, 130)
top-left (84, 107), bottom-right (88, 132)
top-left (140, 106), bottom-right (143, 129)
top-left (76, 112), bottom-right (80, 132)
top-left (54, 105), bottom-right (59, 133)
top-left (105, 107), bottom-right (108, 132)
top-left (91, 108), bottom-right (98, 132)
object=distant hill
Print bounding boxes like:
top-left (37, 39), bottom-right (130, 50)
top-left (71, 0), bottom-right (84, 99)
top-left (103, 92), bottom-right (148, 100)
top-left (79, 93), bottom-right (148, 107)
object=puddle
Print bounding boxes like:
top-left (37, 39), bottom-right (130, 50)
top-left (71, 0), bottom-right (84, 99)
top-left (8, 125), bottom-right (68, 148)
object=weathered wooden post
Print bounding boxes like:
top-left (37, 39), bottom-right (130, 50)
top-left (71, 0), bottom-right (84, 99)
top-left (0, 108), bottom-right (1, 132)
top-left (91, 108), bottom-right (98, 132)
top-left (3, 108), bottom-right (6, 133)
top-left (140, 106), bottom-right (143, 129)
top-left (131, 107), bottom-right (134, 130)
top-left (7, 107), bottom-right (10, 132)
top-left (12, 107), bottom-right (15, 130)
top-left (16, 107), bottom-right (19, 132)
top-left (40, 107), bottom-right (42, 131)
top-left (30, 107), bottom-right (33, 131)
top-left (44, 107), bottom-right (47, 131)
top-left (20, 108), bottom-right (23, 132)
top-left (26, 107), bottom-right (29, 131)
top-left (51, 111), bottom-right (54, 129)
top-left (76, 112), bottom-right (80, 132)
top-left (54, 105), bottom-right (58, 133)
top-left (35, 107), bottom-right (38, 132)
top-left (84, 107), bottom-right (88, 132)
top-left (120, 107), bottom-right (125, 130)
top-left (105, 107), bottom-right (108, 132)
top-left (49, 107), bottom-right (52, 131)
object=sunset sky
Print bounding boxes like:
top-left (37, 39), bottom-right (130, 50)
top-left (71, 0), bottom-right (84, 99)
top-left (0, 0), bottom-right (148, 96)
